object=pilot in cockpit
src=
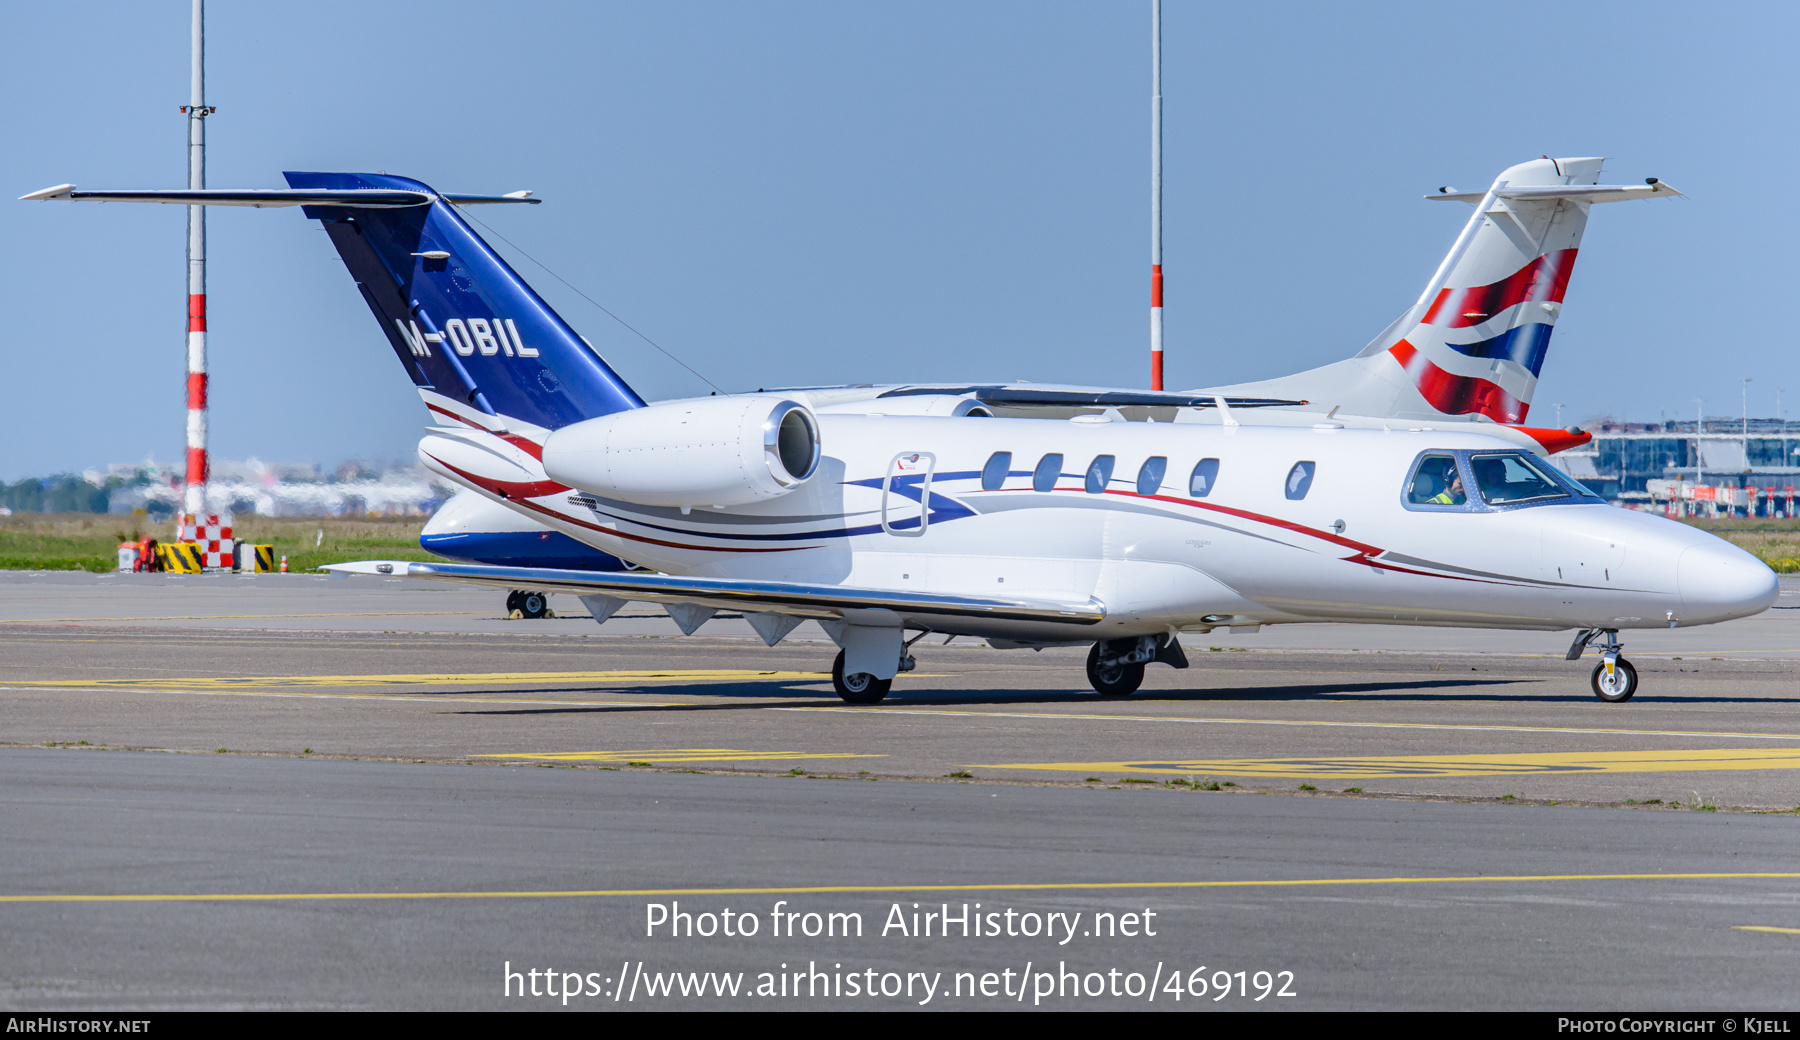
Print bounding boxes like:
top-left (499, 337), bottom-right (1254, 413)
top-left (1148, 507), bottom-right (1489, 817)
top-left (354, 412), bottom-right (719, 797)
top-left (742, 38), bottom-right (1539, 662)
top-left (1409, 455), bottom-right (1466, 507)
top-left (1428, 468), bottom-right (1465, 506)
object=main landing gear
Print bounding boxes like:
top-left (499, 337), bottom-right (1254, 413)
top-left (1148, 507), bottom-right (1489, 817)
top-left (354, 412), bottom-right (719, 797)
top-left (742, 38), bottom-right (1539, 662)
top-left (1567, 628), bottom-right (1637, 702)
top-left (832, 650), bottom-right (892, 705)
top-left (1085, 635), bottom-right (1189, 697)
top-left (506, 590), bottom-right (550, 620)
top-left (830, 630), bottom-right (929, 704)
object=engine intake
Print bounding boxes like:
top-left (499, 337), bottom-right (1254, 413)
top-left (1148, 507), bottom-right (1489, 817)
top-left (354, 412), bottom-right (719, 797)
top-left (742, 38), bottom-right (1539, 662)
top-left (542, 396), bottom-right (820, 508)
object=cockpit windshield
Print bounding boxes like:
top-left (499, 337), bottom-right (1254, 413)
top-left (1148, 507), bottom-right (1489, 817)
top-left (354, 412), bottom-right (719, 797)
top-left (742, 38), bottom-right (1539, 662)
top-left (1469, 453), bottom-right (1570, 505)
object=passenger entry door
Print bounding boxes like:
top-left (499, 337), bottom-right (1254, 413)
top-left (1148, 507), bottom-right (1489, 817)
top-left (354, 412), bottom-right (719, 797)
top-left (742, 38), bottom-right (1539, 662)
top-left (881, 452), bottom-right (935, 537)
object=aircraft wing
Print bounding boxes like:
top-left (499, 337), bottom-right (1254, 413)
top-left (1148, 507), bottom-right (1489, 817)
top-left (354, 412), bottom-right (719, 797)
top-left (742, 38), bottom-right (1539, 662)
top-left (324, 560), bottom-right (1106, 625)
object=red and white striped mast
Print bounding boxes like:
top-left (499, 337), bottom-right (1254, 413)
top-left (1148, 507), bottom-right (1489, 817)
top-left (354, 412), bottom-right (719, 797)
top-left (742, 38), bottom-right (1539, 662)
top-left (180, 0), bottom-right (213, 522)
top-left (1149, 0), bottom-right (1164, 390)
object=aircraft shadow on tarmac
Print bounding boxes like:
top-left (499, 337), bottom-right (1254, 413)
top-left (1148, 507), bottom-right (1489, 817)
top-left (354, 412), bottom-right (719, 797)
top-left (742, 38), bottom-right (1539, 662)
top-left (437, 676), bottom-right (1777, 715)
top-left (436, 673), bottom-right (1800, 714)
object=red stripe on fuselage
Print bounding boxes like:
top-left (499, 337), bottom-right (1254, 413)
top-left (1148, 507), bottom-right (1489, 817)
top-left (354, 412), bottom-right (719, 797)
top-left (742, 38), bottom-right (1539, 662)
top-left (1095, 487), bottom-right (1528, 586)
top-left (422, 404), bottom-right (546, 458)
top-left (424, 453), bottom-right (808, 556)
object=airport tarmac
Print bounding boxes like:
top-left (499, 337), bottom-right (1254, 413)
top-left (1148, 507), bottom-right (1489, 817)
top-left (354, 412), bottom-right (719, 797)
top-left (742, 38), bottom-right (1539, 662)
top-left (6, 571), bottom-right (1800, 806)
top-left (5, 569), bottom-right (1800, 1009)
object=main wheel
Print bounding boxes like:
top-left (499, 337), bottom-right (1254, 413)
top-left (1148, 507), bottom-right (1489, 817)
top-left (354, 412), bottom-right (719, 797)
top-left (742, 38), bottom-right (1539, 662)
top-left (505, 590), bottom-right (524, 614)
top-left (1086, 643), bottom-right (1145, 697)
top-left (517, 591), bottom-right (549, 620)
top-left (1590, 657), bottom-right (1638, 702)
top-left (832, 649), bottom-right (891, 704)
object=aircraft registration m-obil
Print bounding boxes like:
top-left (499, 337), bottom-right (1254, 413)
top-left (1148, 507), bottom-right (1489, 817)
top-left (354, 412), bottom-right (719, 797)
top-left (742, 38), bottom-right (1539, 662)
top-left (25, 158), bottom-right (1775, 703)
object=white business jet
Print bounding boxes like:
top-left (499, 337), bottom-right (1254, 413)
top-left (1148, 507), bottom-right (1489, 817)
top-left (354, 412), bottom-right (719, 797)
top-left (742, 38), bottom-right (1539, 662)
top-left (417, 155), bottom-right (1672, 587)
top-left (25, 159), bottom-right (1771, 703)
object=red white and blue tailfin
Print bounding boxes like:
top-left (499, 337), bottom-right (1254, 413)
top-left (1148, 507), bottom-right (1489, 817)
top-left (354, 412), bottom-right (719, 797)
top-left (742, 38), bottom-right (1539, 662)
top-left (1206, 157), bottom-right (1679, 425)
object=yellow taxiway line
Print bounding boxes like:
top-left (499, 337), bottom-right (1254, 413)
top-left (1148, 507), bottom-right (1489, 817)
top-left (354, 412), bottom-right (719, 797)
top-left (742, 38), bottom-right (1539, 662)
top-left (0, 669), bottom-right (835, 709)
top-left (1735, 925), bottom-right (1800, 935)
top-left (5, 669), bottom-right (831, 690)
top-left (6, 871), bottom-right (1800, 904)
top-left (0, 686), bottom-right (668, 709)
top-left (0, 611), bottom-right (482, 624)
top-left (975, 747), bottom-right (1800, 779)
top-left (790, 706), bottom-right (1800, 743)
top-left (471, 748), bottom-right (885, 764)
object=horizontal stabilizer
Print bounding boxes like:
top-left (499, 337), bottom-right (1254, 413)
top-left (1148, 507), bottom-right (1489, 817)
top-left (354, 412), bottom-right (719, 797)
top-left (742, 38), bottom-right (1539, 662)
top-left (17, 186), bottom-right (539, 207)
top-left (1426, 182), bottom-right (1680, 205)
top-left (324, 560), bottom-right (1106, 625)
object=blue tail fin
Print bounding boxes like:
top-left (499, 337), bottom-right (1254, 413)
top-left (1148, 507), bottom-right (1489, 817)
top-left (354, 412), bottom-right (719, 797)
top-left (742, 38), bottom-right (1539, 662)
top-left (285, 172), bottom-right (643, 430)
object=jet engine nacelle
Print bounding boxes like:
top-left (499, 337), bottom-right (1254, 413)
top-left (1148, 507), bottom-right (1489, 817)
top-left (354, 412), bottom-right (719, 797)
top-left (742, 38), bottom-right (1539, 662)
top-left (542, 395), bottom-right (821, 508)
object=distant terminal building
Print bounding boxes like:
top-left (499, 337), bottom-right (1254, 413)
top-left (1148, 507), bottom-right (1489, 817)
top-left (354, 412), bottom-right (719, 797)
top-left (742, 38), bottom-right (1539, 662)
top-left (1546, 418), bottom-right (1800, 517)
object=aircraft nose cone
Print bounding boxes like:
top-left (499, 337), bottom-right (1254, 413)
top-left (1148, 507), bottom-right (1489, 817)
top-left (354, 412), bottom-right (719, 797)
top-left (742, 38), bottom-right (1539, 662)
top-left (1677, 541), bottom-right (1779, 622)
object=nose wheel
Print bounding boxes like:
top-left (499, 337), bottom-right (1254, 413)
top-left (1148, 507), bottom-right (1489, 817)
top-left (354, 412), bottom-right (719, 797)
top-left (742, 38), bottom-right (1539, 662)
top-left (1569, 628), bottom-right (1636, 702)
top-left (1591, 657), bottom-right (1638, 702)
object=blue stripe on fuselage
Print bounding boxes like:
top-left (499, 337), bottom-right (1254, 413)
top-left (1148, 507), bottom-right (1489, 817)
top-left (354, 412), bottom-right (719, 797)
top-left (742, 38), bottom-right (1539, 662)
top-left (580, 472), bottom-right (983, 542)
top-left (421, 530), bottom-right (629, 571)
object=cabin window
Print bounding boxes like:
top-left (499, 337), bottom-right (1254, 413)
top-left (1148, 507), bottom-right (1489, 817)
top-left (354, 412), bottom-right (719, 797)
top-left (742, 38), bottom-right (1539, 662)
top-left (1136, 456), bottom-right (1167, 496)
top-left (1407, 455), bottom-right (1465, 506)
top-left (1189, 458), bottom-right (1220, 497)
top-left (981, 451), bottom-right (1011, 491)
top-left (1285, 461), bottom-right (1316, 500)
top-left (1033, 453), bottom-right (1064, 492)
top-left (1470, 453), bottom-right (1569, 505)
top-left (1085, 455), bottom-right (1115, 494)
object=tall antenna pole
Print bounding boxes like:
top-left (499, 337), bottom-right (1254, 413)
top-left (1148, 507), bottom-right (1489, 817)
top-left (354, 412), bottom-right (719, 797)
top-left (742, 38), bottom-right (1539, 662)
top-left (1149, 0), bottom-right (1163, 391)
top-left (182, 0), bottom-right (210, 520)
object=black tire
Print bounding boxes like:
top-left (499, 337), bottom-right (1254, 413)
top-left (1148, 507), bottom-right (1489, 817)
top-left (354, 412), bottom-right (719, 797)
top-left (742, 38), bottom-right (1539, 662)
top-left (518, 591), bottom-right (549, 619)
top-left (1590, 657), bottom-right (1638, 702)
top-left (505, 590), bottom-right (523, 613)
top-left (1086, 642), bottom-right (1145, 697)
top-left (832, 650), bottom-right (891, 704)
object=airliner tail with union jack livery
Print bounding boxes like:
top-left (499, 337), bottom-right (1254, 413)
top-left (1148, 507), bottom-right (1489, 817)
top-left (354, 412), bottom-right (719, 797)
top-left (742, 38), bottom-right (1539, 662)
top-left (1203, 156), bottom-right (1679, 430)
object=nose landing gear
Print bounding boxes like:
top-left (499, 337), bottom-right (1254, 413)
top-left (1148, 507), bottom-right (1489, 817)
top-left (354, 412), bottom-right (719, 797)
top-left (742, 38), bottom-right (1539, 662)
top-left (1568, 628), bottom-right (1637, 702)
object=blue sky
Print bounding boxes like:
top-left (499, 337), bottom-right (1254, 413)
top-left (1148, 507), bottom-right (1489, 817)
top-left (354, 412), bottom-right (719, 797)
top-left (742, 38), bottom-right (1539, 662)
top-left (2, 1), bottom-right (1794, 478)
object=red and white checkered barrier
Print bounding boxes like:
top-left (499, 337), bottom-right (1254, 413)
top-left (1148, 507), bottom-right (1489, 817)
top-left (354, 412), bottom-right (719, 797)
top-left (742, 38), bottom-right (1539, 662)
top-left (177, 513), bottom-right (234, 570)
